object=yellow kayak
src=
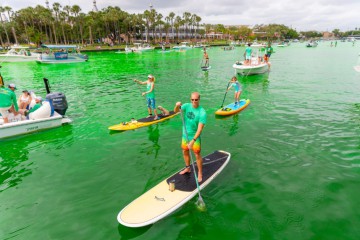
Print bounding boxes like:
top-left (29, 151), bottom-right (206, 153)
top-left (215, 99), bottom-right (250, 116)
top-left (108, 111), bottom-right (179, 131)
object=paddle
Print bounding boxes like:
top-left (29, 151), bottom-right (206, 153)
top-left (220, 82), bottom-right (231, 108)
top-left (179, 108), bottom-right (206, 211)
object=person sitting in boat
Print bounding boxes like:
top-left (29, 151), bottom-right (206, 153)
top-left (0, 83), bottom-right (19, 124)
top-left (134, 75), bottom-right (160, 120)
top-left (24, 97), bottom-right (42, 118)
top-left (18, 90), bottom-right (32, 110)
top-left (226, 76), bottom-right (242, 105)
top-left (244, 43), bottom-right (252, 65)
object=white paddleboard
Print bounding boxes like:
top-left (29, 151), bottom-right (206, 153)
top-left (117, 150), bottom-right (231, 227)
top-left (201, 66), bottom-right (211, 71)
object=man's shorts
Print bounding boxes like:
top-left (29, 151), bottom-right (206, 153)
top-left (146, 97), bottom-right (156, 109)
top-left (245, 55), bottom-right (251, 60)
top-left (0, 106), bottom-right (11, 118)
top-left (181, 137), bottom-right (201, 153)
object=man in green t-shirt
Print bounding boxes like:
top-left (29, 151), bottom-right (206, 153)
top-left (0, 83), bottom-right (19, 123)
top-left (174, 92), bottom-right (207, 182)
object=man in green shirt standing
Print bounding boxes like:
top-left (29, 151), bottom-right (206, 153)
top-left (174, 92), bottom-right (207, 182)
top-left (0, 83), bottom-right (19, 124)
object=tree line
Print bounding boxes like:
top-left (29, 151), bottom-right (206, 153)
top-left (0, 4), bottom-right (358, 47)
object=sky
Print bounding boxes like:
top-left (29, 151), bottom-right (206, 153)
top-left (3, 0), bottom-right (360, 32)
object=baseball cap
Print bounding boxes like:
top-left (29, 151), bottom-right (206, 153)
top-left (35, 96), bottom-right (42, 101)
top-left (148, 75), bottom-right (153, 78)
top-left (8, 83), bottom-right (17, 89)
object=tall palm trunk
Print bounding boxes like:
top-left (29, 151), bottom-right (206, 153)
top-left (61, 24), bottom-right (67, 44)
top-left (89, 26), bottom-right (93, 44)
top-left (52, 22), bottom-right (58, 44)
top-left (1, 22), bottom-right (10, 44)
top-left (11, 27), bottom-right (18, 45)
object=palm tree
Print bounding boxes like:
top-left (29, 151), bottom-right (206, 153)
top-left (155, 13), bottom-right (163, 42)
top-left (174, 16), bottom-right (182, 40)
top-left (182, 12), bottom-right (191, 39)
top-left (0, 6), bottom-right (11, 44)
top-left (167, 12), bottom-right (175, 40)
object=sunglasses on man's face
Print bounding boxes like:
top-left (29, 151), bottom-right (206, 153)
top-left (191, 98), bottom-right (199, 102)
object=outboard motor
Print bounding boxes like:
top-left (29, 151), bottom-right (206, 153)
top-left (44, 78), bottom-right (68, 116)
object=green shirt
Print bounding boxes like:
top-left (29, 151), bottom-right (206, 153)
top-left (245, 47), bottom-right (252, 57)
top-left (28, 103), bottom-right (42, 114)
top-left (265, 46), bottom-right (273, 54)
top-left (181, 103), bottom-right (207, 137)
top-left (146, 82), bottom-right (155, 98)
top-left (0, 86), bottom-right (18, 111)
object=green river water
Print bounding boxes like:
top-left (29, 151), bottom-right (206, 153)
top-left (1, 42), bottom-right (360, 240)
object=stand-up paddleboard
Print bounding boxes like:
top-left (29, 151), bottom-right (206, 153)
top-left (215, 99), bottom-right (250, 116)
top-left (108, 111), bottom-right (178, 131)
top-left (201, 66), bottom-right (211, 71)
top-left (117, 150), bottom-right (231, 227)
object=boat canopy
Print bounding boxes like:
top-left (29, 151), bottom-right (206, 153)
top-left (41, 45), bottom-right (78, 49)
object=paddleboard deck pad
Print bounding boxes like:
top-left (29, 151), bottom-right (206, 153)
top-left (215, 99), bottom-right (250, 116)
top-left (117, 150), bottom-right (231, 227)
top-left (108, 111), bottom-right (178, 131)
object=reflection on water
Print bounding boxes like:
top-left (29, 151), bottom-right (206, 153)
top-left (147, 124), bottom-right (160, 158)
top-left (117, 223), bottom-right (151, 240)
top-left (0, 125), bottom-right (73, 192)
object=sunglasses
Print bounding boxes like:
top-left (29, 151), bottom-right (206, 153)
top-left (191, 99), bottom-right (199, 102)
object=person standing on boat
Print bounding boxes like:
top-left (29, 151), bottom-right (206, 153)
top-left (134, 75), bottom-right (160, 120)
top-left (0, 83), bottom-right (19, 124)
top-left (244, 43), bottom-right (252, 65)
top-left (203, 50), bottom-right (209, 67)
top-left (227, 76), bottom-right (242, 105)
top-left (174, 92), bottom-right (207, 182)
top-left (264, 43), bottom-right (273, 63)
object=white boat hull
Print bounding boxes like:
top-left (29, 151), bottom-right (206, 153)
top-left (0, 113), bottom-right (71, 139)
top-left (36, 54), bottom-right (88, 64)
top-left (0, 55), bottom-right (39, 62)
top-left (233, 62), bottom-right (269, 75)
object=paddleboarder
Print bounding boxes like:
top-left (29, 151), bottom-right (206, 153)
top-left (226, 76), bottom-right (242, 105)
top-left (203, 50), bottom-right (209, 67)
top-left (134, 75), bottom-right (160, 120)
top-left (174, 92), bottom-right (207, 182)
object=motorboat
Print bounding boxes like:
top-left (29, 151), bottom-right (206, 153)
top-left (0, 46), bottom-right (40, 62)
top-left (173, 42), bottom-right (193, 50)
top-left (306, 41), bottom-right (318, 47)
top-left (36, 45), bottom-right (88, 64)
top-left (233, 61), bottom-right (269, 76)
top-left (232, 46), bottom-right (270, 76)
top-left (0, 78), bottom-right (71, 139)
top-left (193, 42), bottom-right (207, 48)
top-left (130, 43), bottom-right (154, 52)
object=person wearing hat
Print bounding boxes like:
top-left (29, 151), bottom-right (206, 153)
top-left (0, 83), bottom-right (19, 124)
top-left (18, 90), bottom-right (32, 110)
top-left (8, 83), bottom-right (17, 92)
top-left (134, 75), bottom-right (160, 120)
